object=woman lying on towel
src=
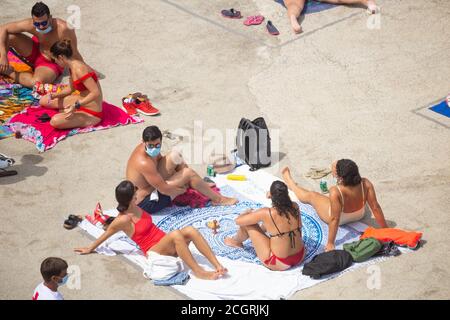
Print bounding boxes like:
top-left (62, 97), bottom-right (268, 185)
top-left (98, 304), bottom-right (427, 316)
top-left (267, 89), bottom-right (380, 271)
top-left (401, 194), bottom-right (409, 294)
top-left (75, 180), bottom-right (228, 280)
top-left (39, 39), bottom-right (103, 129)
top-left (225, 181), bottom-right (305, 271)
top-left (282, 159), bottom-right (388, 252)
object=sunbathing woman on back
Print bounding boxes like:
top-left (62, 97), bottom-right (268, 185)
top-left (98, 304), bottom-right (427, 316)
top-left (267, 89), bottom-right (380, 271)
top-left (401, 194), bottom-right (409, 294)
top-left (75, 180), bottom-right (227, 280)
top-left (225, 181), bottom-right (305, 271)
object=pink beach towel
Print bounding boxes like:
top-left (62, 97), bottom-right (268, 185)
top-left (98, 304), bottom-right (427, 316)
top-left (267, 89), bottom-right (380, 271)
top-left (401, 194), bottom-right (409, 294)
top-left (8, 101), bottom-right (144, 152)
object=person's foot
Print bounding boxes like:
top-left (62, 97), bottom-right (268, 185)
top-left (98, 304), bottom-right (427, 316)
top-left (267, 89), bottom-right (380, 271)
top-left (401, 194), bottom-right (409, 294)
top-left (213, 263), bottom-right (228, 276)
top-left (224, 236), bottom-right (244, 249)
top-left (193, 269), bottom-right (220, 280)
top-left (212, 196), bottom-right (238, 206)
top-left (290, 15), bottom-right (302, 34)
top-left (366, 0), bottom-right (379, 14)
top-left (281, 166), bottom-right (292, 181)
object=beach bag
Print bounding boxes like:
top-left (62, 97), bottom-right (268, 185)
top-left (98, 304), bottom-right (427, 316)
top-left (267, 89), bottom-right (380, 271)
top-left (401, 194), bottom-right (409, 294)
top-left (302, 250), bottom-right (353, 279)
top-left (236, 117), bottom-right (271, 171)
top-left (343, 238), bottom-right (382, 262)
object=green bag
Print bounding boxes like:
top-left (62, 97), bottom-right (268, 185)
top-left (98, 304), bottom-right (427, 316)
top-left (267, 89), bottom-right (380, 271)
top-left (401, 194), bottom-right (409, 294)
top-left (343, 238), bottom-right (382, 262)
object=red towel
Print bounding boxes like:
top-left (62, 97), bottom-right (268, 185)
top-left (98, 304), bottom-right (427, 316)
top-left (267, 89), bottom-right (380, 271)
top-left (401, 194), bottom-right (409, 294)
top-left (173, 187), bottom-right (221, 208)
top-left (360, 227), bottom-right (422, 249)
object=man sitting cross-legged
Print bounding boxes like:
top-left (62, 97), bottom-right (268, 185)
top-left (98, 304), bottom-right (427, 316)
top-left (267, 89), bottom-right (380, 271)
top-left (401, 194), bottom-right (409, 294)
top-left (126, 126), bottom-right (238, 214)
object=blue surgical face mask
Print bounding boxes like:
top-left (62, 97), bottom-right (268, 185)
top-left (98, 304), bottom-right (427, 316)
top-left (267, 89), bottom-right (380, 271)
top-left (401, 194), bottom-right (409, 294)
top-left (145, 145), bottom-right (161, 158)
top-left (35, 25), bottom-right (53, 34)
top-left (58, 274), bottom-right (69, 287)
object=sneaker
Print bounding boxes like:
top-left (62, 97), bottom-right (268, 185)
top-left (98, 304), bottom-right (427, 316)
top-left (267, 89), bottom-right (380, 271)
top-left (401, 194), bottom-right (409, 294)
top-left (135, 98), bottom-right (160, 116)
top-left (122, 97), bottom-right (138, 116)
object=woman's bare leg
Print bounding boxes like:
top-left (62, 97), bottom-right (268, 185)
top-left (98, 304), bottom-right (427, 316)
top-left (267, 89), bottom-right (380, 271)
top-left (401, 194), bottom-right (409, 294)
top-left (180, 226), bottom-right (227, 275)
top-left (319, 0), bottom-right (378, 13)
top-left (284, 0), bottom-right (306, 34)
top-left (150, 230), bottom-right (220, 280)
top-left (282, 167), bottom-right (332, 224)
top-left (224, 225), bottom-right (250, 248)
top-left (50, 112), bottom-right (100, 130)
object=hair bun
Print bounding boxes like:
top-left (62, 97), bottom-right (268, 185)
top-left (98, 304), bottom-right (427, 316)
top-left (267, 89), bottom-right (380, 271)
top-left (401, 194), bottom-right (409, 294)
top-left (117, 204), bottom-right (128, 213)
top-left (62, 39), bottom-right (71, 47)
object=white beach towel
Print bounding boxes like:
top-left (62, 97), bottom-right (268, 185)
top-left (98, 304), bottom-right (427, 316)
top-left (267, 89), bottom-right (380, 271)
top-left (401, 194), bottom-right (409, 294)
top-left (78, 165), bottom-right (412, 300)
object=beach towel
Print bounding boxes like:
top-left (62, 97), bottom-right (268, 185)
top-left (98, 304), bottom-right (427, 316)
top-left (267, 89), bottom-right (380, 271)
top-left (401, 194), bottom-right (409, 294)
top-left (0, 84), bottom-right (37, 124)
top-left (275, 0), bottom-right (336, 14)
top-left (0, 125), bottom-right (14, 139)
top-left (429, 100), bottom-right (450, 118)
top-left (8, 102), bottom-right (144, 152)
top-left (360, 227), bottom-right (423, 250)
top-left (78, 165), bottom-right (417, 300)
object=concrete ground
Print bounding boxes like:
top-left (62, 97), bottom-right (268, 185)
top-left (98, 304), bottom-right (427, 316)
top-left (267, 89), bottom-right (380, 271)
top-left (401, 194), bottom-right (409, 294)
top-left (0, 0), bottom-right (449, 300)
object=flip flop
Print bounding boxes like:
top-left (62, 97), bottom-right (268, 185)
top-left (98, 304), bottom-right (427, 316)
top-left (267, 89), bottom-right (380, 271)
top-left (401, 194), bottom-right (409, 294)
top-left (63, 215), bottom-right (83, 230)
top-left (244, 15), bottom-right (265, 26)
top-left (305, 167), bottom-right (331, 179)
top-left (266, 21), bottom-right (280, 36)
top-left (0, 169), bottom-right (18, 178)
top-left (221, 8), bottom-right (242, 19)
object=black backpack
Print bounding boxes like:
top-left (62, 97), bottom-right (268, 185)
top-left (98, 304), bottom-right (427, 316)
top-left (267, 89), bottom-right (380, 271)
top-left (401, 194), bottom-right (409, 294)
top-left (236, 117), bottom-right (271, 171)
top-left (302, 250), bottom-right (353, 279)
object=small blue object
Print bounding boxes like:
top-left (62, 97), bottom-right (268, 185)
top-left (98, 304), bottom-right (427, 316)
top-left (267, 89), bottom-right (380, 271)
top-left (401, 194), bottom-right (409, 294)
top-left (153, 272), bottom-right (190, 286)
top-left (429, 100), bottom-right (450, 118)
top-left (274, 0), bottom-right (336, 14)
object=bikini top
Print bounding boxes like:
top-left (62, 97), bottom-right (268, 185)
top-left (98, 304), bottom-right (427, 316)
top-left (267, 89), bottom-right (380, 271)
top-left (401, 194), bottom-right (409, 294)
top-left (268, 208), bottom-right (301, 249)
top-left (336, 182), bottom-right (366, 216)
top-left (71, 71), bottom-right (98, 92)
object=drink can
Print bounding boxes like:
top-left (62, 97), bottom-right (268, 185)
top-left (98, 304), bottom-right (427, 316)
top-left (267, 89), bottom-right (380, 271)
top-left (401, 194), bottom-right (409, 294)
top-left (320, 179), bottom-right (329, 193)
top-left (207, 165), bottom-right (215, 177)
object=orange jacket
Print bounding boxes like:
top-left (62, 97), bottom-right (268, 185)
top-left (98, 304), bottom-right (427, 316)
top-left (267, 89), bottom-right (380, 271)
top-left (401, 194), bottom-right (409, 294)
top-left (360, 227), bottom-right (422, 249)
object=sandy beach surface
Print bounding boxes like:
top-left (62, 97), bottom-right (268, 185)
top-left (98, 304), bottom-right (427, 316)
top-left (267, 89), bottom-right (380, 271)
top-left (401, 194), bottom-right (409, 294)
top-left (0, 0), bottom-right (449, 299)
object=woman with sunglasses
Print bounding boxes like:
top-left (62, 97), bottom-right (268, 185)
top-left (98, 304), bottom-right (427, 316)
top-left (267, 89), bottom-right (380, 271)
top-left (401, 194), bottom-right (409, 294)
top-left (38, 39), bottom-right (102, 129)
top-left (75, 180), bottom-right (228, 281)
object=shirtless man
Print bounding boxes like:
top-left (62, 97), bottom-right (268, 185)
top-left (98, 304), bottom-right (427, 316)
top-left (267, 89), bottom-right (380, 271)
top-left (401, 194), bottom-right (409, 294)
top-left (126, 126), bottom-right (238, 214)
top-left (284, 0), bottom-right (379, 34)
top-left (0, 2), bottom-right (83, 88)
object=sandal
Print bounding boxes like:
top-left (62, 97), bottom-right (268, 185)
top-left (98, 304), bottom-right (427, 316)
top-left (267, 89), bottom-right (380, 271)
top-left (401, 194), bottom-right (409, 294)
top-left (305, 167), bottom-right (332, 179)
top-left (0, 169), bottom-right (18, 178)
top-left (221, 8), bottom-right (242, 19)
top-left (63, 215), bottom-right (83, 230)
top-left (244, 15), bottom-right (265, 26)
top-left (36, 113), bottom-right (51, 123)
top-left (266, 21), bottom-right (280, 36)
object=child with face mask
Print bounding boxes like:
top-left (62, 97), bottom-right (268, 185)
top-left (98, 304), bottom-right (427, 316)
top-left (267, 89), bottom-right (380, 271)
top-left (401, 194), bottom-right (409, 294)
top-left (32, 257), bottom-right (68, 300)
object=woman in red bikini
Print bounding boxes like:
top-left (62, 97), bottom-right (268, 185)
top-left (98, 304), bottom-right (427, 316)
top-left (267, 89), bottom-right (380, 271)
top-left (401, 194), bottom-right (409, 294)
top-left (75, 180), bottom-right (228, 281)
top-left (225, 181), bottom-right (305, 271)
top-left (39, 39), bottom-right (103, 129)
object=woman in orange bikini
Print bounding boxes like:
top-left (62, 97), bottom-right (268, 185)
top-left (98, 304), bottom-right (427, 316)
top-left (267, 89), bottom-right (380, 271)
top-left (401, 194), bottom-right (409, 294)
top-left (225, 181), bottom-right (305, 271)
top-left (39, 39), bottom-right (102, 129)
top-left (282, 160), bottom-right (388, 252)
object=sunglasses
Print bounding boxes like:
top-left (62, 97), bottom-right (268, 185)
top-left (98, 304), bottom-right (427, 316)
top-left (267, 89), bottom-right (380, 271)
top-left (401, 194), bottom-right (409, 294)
top-left (33, 20), bottom-right (49, 28)
top-left (146, 143), bottom-right (161, 149)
